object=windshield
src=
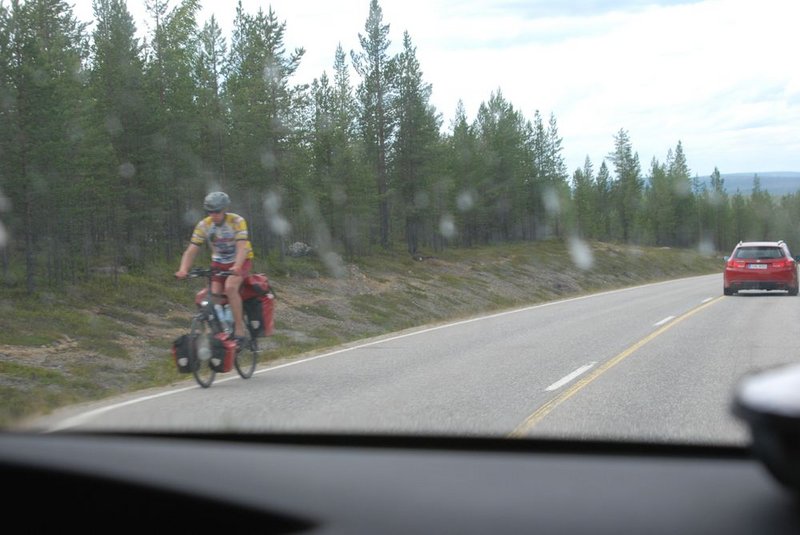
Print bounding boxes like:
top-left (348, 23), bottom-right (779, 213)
top-left (1, 0), bottom-right (798, 447)
top-left (734, 247), bottom-right (785, 259)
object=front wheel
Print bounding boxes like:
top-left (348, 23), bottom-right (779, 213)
top-left (235, 336), bottom-right (258, 379)
top-left (191, 318), bottom-right (216, 388)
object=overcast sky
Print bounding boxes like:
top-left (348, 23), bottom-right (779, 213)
top-left (72, 0), bottom-right (800, 177)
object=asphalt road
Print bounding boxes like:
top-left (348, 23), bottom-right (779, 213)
top-left (32, 273), bottom-right (800, 445)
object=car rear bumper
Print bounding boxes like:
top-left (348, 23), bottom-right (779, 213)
top-left (727, 280), bottom-right (793, 291)
top-left (724, 268), bottom-right (798, 290)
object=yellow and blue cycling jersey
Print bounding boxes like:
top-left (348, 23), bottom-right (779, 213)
top-left (190, 213), bottom-right (254, 264)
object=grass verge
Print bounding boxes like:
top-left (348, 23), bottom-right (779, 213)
top-left (0, 240), bottom-right (722, 427)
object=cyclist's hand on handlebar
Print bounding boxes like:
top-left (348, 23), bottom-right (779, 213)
top-left (175, 270), bottom-right (188, 280)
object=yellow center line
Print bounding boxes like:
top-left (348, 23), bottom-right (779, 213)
top-left (508, 296), bottom-right (724, 438)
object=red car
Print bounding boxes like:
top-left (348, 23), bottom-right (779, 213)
top-left (724, 240), bottom-right (799, 296)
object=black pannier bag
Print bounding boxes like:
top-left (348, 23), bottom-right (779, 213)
top-left (171, 334), bottom-right (197, 373)
top-left (243, 294), bottom-right (275, 337)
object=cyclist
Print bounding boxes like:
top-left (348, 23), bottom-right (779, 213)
top-left (175, 191), bottom-right (253, 350)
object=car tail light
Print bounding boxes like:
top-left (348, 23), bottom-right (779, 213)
top-left (727, 259), bottom-right (746, 268)
top-left (773, 259), bottom-right (794, 268)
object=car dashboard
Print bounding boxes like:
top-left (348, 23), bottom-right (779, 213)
top-left (2, 432), bottom-right (799, 534)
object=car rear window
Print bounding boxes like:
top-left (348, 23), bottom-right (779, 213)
top-left (734, 247), bottom-right (784, 259)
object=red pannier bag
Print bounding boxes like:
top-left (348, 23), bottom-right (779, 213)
top-left (242, 273), bottom-right (275, 337)
top-left (210, 332), bottom-right (236, 373)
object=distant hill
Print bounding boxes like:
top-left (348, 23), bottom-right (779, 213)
top-left (697, 172), bottom-right (800, 196)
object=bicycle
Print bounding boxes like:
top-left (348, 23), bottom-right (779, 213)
top-left (182, 267), bottom-right (260, 388)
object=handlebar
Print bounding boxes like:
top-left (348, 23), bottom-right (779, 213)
top-left (184, 267), bottom-right (235, 279)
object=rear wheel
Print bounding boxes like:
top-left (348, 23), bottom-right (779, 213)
top-left (191, 319), bottom-right (216, 388)
top-left (789, 286), bottom-right (798, 296)
top-left (235, 335), bottom-right (258, 379)
top-left (724, 286), bottom-right (734, 296)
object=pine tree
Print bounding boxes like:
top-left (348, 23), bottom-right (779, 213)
top-left (595, 160), bottom-right (613, 240)
top-left (750, 174), bottom-right (773, 240)
top-left (331, 44), bottom-right (371, 257)
top-left (351, 0), bottom-right (395, 248)
top-left (225, 1), bottom-right (304, 255)
top-left (707, 167), bottom-right (731, 251)
top-left (142, 0), bottom-right (203, 261)
top-left (529, 110), bottom-right (548, 238)
top-left (89, 0), bottom-right (149, 273)
top-left (1, 0), bottom-right (88, 290)
top-left (527, 110), bottom-right (569, 239)
top-left (572, 156), bottom-right (595, 238)
top-left (545, 112), bottom-right (570, 237)
top-left (310, 71), bottom-right (336, 235)
top-left (446, 100), bottom-right (480, 246)
top-left (0, 3), bottom-right (12, 276)
top-left (195, 16), bottom-right (227, 186)
top-left (731, 190), bottom-right (751, 243)
top-left (393, 31), bottom-right (440, 255)
top-left (474, 90), bottom-right (530, 242)
top-left (668, 140), bottom-right (694, 246)
top-left (608, 128), bottom-right (643, 242)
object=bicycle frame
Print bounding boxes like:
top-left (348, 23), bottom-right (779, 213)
top-left (191, 268), bottom-right (231, 333)
top-left (185, 267), bottom-right (259, 388)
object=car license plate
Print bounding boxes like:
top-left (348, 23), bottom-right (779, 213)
top-left (747, 264), bottom-right (768, 269)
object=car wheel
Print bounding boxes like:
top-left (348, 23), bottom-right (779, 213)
top-left (789, 286), bottom-right (798, 296)
top-left (724, 287), bottom-right (734, 296)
